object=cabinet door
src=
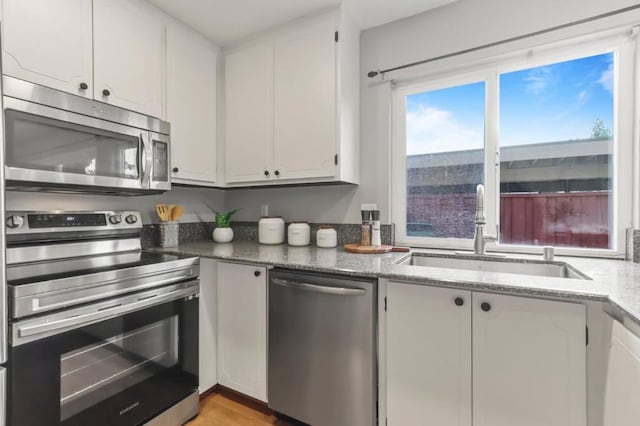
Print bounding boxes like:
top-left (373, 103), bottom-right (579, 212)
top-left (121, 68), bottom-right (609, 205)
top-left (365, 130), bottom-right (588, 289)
top-left (1, 0), bottom-right (92, 96)
top-left (273, 15), bottom-right (337, 180)
top-left (473, 293), bottom-right (586, 426)
top-left (167, 22), bottom-right (217, 184)
top-left (603, 320), bottom-right (640, 426)
top-left (199, 259), bottom-right (218, 394)
top-left (224, 41), bottom-right (274, 183)
top-left (217, 262), bottom-right (267, 401)
top-left (386, 282), bottom-right (472, 426)
top-left (93, 0), bottom-right (163, 117)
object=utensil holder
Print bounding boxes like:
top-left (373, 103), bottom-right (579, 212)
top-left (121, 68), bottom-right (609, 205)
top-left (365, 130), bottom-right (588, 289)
top-left (159, 221), bottom-right (179, 247)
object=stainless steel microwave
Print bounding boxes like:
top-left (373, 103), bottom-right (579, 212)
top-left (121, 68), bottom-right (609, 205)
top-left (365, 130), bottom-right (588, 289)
top-left (2, 76), bottom-right (171, 194)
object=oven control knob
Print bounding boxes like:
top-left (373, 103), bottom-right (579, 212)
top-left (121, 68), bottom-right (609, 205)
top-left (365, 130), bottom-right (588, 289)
top-left (108, 215), bottom-right (123, 225)
top-left (125, 214), bottom-right (138, 224)
top-left (6, 215), bottom-right (24, 229)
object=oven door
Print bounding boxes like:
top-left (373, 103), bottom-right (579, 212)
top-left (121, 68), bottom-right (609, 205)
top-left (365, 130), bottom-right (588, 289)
top-left (3, 97), bottom-right (146, 193)
top-left (8, 281), bottom-right (198, 426)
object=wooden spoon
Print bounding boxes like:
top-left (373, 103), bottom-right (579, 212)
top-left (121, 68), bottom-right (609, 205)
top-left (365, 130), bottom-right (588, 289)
top-left (171, 206), bottom-right (184, 221)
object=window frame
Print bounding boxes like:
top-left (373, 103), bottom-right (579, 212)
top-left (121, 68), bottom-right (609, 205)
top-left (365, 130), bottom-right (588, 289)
top-left (391, 32), bottom-right (634, 258)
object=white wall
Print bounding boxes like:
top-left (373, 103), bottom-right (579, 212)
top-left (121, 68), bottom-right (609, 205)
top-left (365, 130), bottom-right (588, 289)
top-left (5, 186), bottom-right (226, 225)
top-left (227, 0), bottom-right (640, 224)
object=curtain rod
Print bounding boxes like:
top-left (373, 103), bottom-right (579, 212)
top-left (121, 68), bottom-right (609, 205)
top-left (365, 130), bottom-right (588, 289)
top-left (367, 4), bottom-right (640, 78)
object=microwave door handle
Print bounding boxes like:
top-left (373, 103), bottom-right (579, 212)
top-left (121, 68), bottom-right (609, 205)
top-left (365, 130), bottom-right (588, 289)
top-left (138, 133), bottom-right (146, 184)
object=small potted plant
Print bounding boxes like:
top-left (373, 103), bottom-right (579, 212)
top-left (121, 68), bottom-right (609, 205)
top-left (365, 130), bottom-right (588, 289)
top-left (213, 209), bottom-right (240, 243)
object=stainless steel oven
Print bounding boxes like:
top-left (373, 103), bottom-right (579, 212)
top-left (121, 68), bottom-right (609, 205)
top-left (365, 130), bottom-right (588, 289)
top-left (2, 77), bottom-right (171, 194)
top-left (5, 211), bottom-right (199, 426)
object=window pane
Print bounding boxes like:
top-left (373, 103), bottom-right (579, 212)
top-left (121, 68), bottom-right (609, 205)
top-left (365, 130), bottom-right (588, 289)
top-left (406, 81), bottom-right (485, 239)
top-left (499, 53), bottom-right (613, 248)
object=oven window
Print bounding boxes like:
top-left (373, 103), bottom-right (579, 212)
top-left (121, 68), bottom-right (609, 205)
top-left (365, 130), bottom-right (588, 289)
top-left (59, 316), bottom-right (179, 421)
top-left (5, 110), bottom-right (140, 179)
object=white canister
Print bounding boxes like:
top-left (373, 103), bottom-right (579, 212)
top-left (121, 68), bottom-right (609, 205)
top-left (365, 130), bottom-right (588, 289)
top-left (258, 216), bottom-right (285, 244)
top-left (288, 222), bottom-right (311, 246)
top-left (316, 226), bottom-right (338, 248)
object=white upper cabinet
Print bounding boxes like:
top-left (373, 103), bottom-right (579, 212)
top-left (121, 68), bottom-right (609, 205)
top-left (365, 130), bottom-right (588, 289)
top-left (1, 0), bottom-right (164, 118)
top-left (93, 0), bottom-right (163, 118)
top-left (1, 0), bottom-right (93, 96)
top-left (166, 20), bottom-right (218, 184)
top-left (472, 293), bottom-right (586, 426)
top-left (223, 7), bottom-right (359, 186)
top-left (273, 14), bottom-right (336, 180)
top-left (386, 282), bottom-right (472, 426)
top-left (224, 40), bottom-right (274, 183)
top-left (603, 320), bottom-right (640, 426)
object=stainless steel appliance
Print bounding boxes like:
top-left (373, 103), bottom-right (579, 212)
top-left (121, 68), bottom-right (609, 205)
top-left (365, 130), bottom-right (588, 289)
top-left (3, 76), bottom-right (171, 194)
top-left (268, 269), bottom-right (376, 426)
top-left (5, 211), bottom-right (199, 426)
top-left (0, 34), bottom-right (8, 426)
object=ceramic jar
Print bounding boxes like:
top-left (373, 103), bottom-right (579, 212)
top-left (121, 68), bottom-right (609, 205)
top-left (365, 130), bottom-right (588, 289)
top-left (316, 226), bottom-right (337, 248)
top-left (288, 222), bottom-right (311, 246)
top-left (259, 216), bottom-right (285, 244)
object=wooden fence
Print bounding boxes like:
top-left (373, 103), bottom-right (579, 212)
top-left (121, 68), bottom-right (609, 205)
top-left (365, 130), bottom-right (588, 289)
top-left (500, 192), bottom-right (609, 248)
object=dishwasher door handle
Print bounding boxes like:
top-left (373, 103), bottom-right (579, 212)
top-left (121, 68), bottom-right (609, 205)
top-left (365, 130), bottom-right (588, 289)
top-left (271, 278), bottom-right (367, 296)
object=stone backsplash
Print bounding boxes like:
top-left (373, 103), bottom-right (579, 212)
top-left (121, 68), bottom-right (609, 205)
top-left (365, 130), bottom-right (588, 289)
top-left (142, 221), bottom-right (394, 248)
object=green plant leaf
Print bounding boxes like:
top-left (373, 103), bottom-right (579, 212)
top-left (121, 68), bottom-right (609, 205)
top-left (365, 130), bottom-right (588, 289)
top-left (214, 208), bottom-right (241, 228)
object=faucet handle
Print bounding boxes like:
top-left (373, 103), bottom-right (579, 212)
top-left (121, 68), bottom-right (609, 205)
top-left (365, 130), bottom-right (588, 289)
top-left (484, 234), bottom-right (498, 242)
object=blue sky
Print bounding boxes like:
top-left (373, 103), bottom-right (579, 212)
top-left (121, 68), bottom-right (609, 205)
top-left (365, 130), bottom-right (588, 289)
top-left (406, 52), bottom-right (614, 155)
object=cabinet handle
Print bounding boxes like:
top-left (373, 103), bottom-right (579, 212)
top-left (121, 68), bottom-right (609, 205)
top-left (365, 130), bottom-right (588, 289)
top-left (254, 271), bottom-right (261, 277)
top-left (79, 82), bottom-right (88, 90)
top-left (172, 167), bottom-right (179, 173)
top-left (102, 89), bottom-right (111, 96)
top-left (264, 170), bottom-right (270, 176)
top-left (481, 302), bottom-right (491, 312)
top-left (274, 170), bottom-right (280, 176)
top-left (454, 297), bottom-right (464, 307)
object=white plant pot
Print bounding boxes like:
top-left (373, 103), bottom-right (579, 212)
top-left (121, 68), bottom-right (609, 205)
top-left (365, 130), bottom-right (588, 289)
top-left (213, 227), bottom-right (234, 243)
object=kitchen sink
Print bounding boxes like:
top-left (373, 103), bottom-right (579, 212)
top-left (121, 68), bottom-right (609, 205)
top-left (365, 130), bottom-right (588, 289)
top-left (399, 253), bottom-right (590, 280)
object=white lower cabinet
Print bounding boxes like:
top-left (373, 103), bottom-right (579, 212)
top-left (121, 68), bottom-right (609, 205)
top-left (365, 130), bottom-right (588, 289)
top-left (199, 258), bottom-right (218, 394)
top-left (385, 281), bottom-right (586, 426)
top-left (386, 283), bottom-right (471, 426)
top-left (217, 261), bottom-right (268, 402)
top-left (603, 320), bottom-right (640, 426)
top-left (472, 292), bottom-right (586, 426)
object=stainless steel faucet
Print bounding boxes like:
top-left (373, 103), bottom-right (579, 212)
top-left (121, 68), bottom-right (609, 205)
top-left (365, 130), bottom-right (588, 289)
top-left (473, 184), bottom-right (497, 255)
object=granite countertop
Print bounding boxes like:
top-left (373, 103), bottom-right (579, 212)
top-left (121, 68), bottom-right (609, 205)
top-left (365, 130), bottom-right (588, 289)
top-left (154, 241), bottom-right (640, 327)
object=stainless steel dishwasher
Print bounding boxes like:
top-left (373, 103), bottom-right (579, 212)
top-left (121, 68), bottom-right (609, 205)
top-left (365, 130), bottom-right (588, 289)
top-left (268, 269), bottom-right (376, 426)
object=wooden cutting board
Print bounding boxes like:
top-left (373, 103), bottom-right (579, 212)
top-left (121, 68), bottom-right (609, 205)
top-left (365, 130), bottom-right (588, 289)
top-left (344, 244), bottom-right (410, 254)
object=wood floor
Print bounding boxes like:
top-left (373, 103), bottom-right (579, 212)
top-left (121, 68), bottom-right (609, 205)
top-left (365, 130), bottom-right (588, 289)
top-left (186, 389), bottom-right (300, 426)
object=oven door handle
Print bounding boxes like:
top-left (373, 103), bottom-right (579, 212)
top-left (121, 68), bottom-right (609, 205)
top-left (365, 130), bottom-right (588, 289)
top-left (15, 285), bottom-right (198, 341)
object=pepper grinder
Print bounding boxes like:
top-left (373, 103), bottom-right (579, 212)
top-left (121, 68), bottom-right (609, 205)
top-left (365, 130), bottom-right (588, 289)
top-left (371, 210), bottom-right (381, 247)
top-left (360, 210), bottom-right (371, 246)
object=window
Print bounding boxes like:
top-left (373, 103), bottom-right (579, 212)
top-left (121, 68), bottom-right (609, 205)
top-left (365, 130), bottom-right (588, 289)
top-left (499, 53), bottom-right (613, 249)
top-left (393, 35), bottom-right (633, 256)
top-left (405, 81), bottom-right (485, 239)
